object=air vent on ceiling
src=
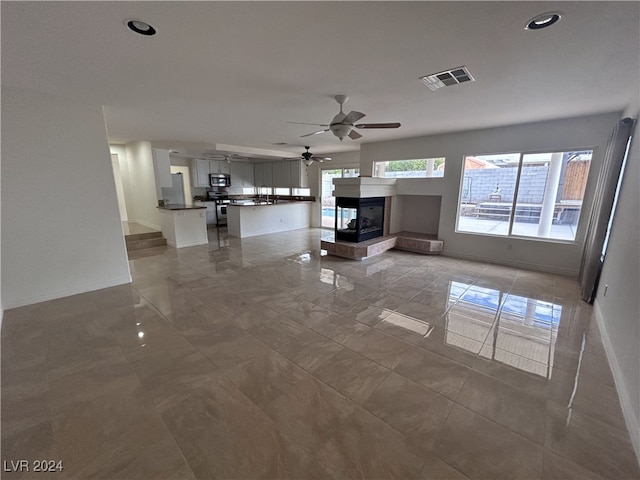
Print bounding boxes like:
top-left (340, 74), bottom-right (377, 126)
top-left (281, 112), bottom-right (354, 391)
top-left (419, 66), bottom-right (475, 91)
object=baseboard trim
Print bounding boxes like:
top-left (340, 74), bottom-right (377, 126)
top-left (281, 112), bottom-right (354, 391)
top-left (127, 219), bottom-right (162, 231)
top-left (442, 249), bottom-right (578, 277)
top-left (593, 300), bottom-right (640, 466)
top-left (2, 276), bottom-right (133, 310)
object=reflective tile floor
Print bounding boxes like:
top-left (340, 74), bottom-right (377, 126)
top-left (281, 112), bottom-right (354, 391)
top-left (3, 227), bottom-right (639, 479)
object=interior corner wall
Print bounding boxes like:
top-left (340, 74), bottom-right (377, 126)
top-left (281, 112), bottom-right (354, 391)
top-left (1, 87), bottom-right (131, 309)
top-left (394, 195), bottom-right (441, 235)
top-left (360, 112), bottom-right (620, 275)
top-left (594, 104), bottom-right (640, 462)
top-left (309, 150), bottom-right (360, 228)
top-left (121, 141), bottom-right (162, 229)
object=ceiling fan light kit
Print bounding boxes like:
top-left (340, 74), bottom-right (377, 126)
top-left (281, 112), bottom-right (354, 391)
top-left (288, 95), bottom-right (400, 141)
top-left (294, 146), bottom-right (331, 166)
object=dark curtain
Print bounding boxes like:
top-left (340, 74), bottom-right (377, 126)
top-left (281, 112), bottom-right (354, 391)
top-left (579, 117), bottom-right (636, 302)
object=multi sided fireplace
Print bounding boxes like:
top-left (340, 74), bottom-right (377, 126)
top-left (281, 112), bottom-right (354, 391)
top-left (335, 196), bottom-right (385, 243)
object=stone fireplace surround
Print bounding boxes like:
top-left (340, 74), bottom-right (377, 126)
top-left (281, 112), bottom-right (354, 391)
top-left (321, 177), bottom-right (443, 260)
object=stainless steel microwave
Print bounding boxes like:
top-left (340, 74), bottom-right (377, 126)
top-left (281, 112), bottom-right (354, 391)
top-left (210, 173), bottom-right (231, 187)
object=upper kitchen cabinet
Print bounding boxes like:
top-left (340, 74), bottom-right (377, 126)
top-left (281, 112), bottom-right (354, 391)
top-left (210, 160), bottom-right (230, 175)
top-left (272, 161), bottom-right (291, 188)
top-left (253, 160), bottom-right (308, 188)
top-left (254, 162), bottom-right (273, 187)
top-left (229, 162), bottom-right (254, 188)
top-left (290, 160), bottom-right (309, 188)
top-left (192, 159), bottom-right (211, 187)
top-left (191, 159), bottom-right (232, 187)
top-left (153, 149), bottom-right (173, 188)
top-left (241, 162), bottom-right (254, 188)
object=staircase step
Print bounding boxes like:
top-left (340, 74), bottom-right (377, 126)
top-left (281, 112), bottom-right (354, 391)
top-left (125, 231), bottom-right (163, 243)
top-left (126, 236), bottom-right (167, 251)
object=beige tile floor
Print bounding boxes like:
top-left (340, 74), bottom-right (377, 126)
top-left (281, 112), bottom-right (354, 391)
top-left (2, 227), bottom-right (639, 479)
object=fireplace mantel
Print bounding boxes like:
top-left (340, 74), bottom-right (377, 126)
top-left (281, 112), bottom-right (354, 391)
top-left (332, 177), bottom-right (396, 199)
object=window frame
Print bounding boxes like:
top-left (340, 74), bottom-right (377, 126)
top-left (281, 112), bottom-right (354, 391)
top-left (374, 157), bottom-right (446, 179)
top-left (455, 147), bottom-right (596, 244)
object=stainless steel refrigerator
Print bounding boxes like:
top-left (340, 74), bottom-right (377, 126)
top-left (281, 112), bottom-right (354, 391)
top-left (161, 173), bottom-right (186, 205)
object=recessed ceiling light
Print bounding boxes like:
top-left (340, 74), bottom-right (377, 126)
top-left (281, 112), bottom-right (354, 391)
top-left (127, 20), bottom-right (156, 36)
top-left (525, 11), bottom-right (562, 30)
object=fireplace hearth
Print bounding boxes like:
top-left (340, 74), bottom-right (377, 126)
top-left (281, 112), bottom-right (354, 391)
top-left (335, 197), bottom-right (385, 243)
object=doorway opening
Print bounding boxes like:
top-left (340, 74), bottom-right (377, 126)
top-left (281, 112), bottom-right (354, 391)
top-left (321, 167), bottom-right (359, 228)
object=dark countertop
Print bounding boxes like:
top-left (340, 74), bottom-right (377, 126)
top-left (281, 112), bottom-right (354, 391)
top-left (157, 204), bottom-right (206, 211)
top-left (193, 195), bottom-right (315, 203)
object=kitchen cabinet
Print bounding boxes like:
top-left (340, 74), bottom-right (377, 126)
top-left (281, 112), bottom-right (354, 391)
top-left (254, 162), bottom-right (273, 187)
top-left (192, 159), bottom-right (232, 187)
top-left (230, 162), bottom-right (243, 186)
top-left (262, 163), bottom-right (273, 187)
top-left (192, 159), bottom-right (211, 188)
top-left (254, 163), bottom-right (263, 187)
top-left (194, 200), bottom-right (217, 225)
top-left (259, 160), bottom-right (308, 188)
top-left (209, 160), bottom-right (230, 175)
top-left (242, 163), bottom-right (254, 187)
top-left (238, 162), bottom-right (254, 187)
top-left (272, 161), bottom-right (291, 188)
top-left (290, 160), bottom-right (309, 188)
top-left (218, 161), bottom-right (230, 175)
top-left (153, 149), bottom-right (173, 188)
top-left (230, 162), bottom-right (254, 188)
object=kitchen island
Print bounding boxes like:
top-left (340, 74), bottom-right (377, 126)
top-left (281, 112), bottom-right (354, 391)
top-left (157, 204), bottom-right (208, 248)
top-left (227, 201), bottom-right (312, 238)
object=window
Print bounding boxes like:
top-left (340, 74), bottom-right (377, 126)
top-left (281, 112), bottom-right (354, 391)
top-left (321, 167), bottom-right (360, 228)
top-left (374, 157), bottom-right (445, 178)
top-left (456, 150), bottom-right (592, 241)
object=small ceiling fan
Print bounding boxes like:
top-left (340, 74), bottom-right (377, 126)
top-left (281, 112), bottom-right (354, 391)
top-left (290, 146), bottom-right (332, 166)
top-left (288, 95), bottom-right (401, 141)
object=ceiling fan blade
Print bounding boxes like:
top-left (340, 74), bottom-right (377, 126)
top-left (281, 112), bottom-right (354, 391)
top-left (287, 121), bottom-right (330, 127)
top-left (343, 111), bottom-right (366, 124)
top-left (312, 156), bottom-right (332, 162)
top-left (355, 122), bottom-right (401, 129)
top-left (301, 129), bottom-right (329, 138)
top-left (348, 130), bottom-right (363, 140)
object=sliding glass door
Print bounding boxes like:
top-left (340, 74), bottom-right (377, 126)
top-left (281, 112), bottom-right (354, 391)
top-left (321, 167), bottom-right (359, 228)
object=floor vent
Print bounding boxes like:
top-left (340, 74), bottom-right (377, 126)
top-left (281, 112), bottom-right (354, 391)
top-left (419, 66), bottom-right (475, 90)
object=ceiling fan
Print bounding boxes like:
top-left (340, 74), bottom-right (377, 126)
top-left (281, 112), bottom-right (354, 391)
top-left (288, 95), bottom-right (401, 141)
top-left (290, 146), bottom-right (332, 166)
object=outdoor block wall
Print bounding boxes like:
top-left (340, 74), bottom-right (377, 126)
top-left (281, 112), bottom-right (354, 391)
top-left (462, 166), bottom-right (549, 204)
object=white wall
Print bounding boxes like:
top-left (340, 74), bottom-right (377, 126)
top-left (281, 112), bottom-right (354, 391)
top-left (1, 87), bottom-right (131, 309)
top-left (361, 113), bottom-right (620, 275)
top-left (395, 195), bottom-right (441, 235)
top-left (119, 141), bottom-right (162, 229)
top-left (111, 154), bottom-right (128, 221)
top-left (594, 102), bottom-right (640, 462)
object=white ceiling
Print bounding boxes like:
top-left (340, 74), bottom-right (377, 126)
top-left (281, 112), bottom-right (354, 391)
top-left (3, 1), bottom-right (638, 158)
